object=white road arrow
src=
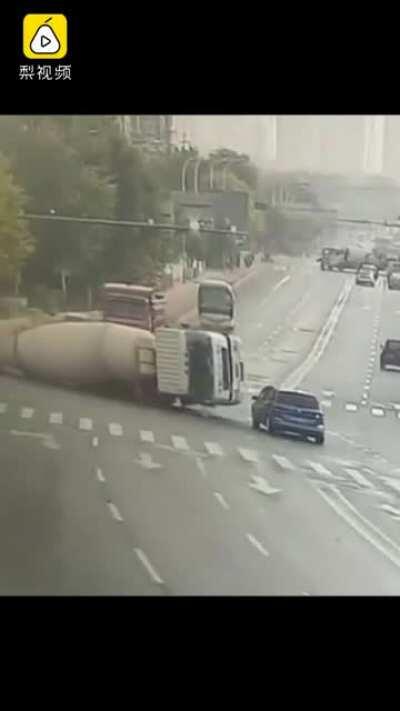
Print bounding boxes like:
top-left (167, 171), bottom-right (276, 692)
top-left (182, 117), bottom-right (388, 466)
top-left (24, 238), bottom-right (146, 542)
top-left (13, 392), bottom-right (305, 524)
top-left (135, 452), bottom-right (162, 470)
top-left (249, 475), bottom-right (281, 496)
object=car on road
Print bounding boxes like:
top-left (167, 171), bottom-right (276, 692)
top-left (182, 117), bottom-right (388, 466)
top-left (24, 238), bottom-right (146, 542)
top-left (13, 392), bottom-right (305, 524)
top-left (380, 339), bottom-right (400, 370)
top-left (355, 265), bottom-right (377, 287)
top-left (387, 270), bottom-right (400, 290)
top-left (251, 387), bottom-right (325, 444)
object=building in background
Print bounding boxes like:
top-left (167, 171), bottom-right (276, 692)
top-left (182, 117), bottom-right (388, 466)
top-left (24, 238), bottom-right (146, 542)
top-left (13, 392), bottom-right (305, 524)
top-left (383, 116), bottom-right (400, 181)
top-left (115, 116), bottom-right (174, 153)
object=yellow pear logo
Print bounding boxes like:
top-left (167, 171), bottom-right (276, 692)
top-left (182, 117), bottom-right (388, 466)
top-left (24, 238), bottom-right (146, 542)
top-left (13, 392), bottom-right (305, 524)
top-left (30, 18), bottom-right (60, 54)
top-left (23, 14), bottom-right (68, 59)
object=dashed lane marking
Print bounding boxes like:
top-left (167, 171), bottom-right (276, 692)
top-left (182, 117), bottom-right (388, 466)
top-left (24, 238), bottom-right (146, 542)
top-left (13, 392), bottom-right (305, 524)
top-left (306, 461), bottom-right (338, 479)
top-left (371, 408), bottom-right (385, 417)
top-left (49, 412), bottom-right (63, 425)
top-left (171, 435), bottom-right (189, 451)
top-left (322, 390), bottom-right (335, 398)
top-left (140, 430), bottom-right (155, 443)
top-left (96, 467), bottom-right (106, 483)
top-left (204, 441), bottom-right (224, 456)
top-left (321, 400), bottom-right (332, 408)
top-left (92, 436), bottom-right (99, 448)
top-left (213, 492), bottom-right (230, 510)
top-left (345, 403), bottom-right (358, 412)
top-left (21, 407), bottom-right (34, 419)
top-left (272, 454), bottom-right (295, 471)
top-left (0, 403), bottom-right (7, 414)
top-left (134, 548), bottom-right (164, 585)
top-left (79, 417), bottom-right (93, 431)
top-left (343, 468), bottom-right (375, 489)
top-left (196, 457), bottom-right (207, 477)
top-left (272, 275), bottom-right (291, 293)
top-left (107, 502), bottom-right (123, 522)
top-left (238, 448), bottom-right (259, 463)
top-left (246, 533), bottom-right (270, 558)
top-left (109, 422), bottom-right (123, 437)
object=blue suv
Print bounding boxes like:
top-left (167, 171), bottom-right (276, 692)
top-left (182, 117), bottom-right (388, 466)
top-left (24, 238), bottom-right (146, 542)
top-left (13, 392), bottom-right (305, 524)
top-left (251, 387), bottom-right (325, 444)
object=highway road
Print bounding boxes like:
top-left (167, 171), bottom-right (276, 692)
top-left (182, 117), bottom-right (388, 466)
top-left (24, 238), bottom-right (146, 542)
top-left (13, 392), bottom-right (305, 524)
top-left (2, 243), bottom-right (400, 594)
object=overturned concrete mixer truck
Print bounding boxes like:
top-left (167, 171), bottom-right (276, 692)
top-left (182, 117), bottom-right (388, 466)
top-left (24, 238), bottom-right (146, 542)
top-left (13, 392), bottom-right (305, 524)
top-left (0, 319), bottom-right (244, 407)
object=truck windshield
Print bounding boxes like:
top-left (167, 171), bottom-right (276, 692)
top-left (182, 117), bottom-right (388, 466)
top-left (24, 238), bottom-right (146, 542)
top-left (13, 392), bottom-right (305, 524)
top-left (187, 332), bottom-right (214, 401)
top-left (105, 298), bottom-right (148, 319)
top-left (199, 286), bottom-right (233, 317)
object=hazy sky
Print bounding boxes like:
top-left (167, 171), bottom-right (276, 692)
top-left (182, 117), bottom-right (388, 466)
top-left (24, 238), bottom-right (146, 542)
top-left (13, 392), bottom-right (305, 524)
top-left (172, 115), bottom-right (399, 179)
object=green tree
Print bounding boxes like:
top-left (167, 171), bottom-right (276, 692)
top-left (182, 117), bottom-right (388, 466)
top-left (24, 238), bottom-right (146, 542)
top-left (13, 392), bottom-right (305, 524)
top-left (0, 154), bottom-right (33, 293)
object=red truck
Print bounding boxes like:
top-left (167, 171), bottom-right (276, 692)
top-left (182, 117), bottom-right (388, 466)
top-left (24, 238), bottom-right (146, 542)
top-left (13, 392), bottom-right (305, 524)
top-left (101, 283), bottom-right (167, 332)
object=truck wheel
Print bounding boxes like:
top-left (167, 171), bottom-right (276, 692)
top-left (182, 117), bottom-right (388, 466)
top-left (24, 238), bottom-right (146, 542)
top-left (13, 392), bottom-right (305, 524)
top-left (252, 417), bottom-right (259, 430)
top-left (315, 434), bottom-right (325, 445)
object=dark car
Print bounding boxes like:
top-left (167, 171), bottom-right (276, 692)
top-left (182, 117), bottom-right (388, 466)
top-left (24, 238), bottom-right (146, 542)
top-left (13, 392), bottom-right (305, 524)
top-left (380, 340), bottom-right (400, 370)
top-left (251, 387), bottom-right (325, 444)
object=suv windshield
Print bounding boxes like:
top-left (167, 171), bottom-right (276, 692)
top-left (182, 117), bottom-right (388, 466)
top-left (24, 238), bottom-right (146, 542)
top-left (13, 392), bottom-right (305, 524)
top-left (387, 341), bottom-right (400, 351)
top-left (276, 392), bottom-right (319, 409)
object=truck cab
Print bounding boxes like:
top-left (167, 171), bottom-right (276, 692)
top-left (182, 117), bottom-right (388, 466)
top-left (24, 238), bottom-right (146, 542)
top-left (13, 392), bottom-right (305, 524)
top-left (155, 327), bottom-right (243, 406)
top-left (198, 280), bottom-right (236, 333)
top-left (101, 283), bottom-right (166, 332)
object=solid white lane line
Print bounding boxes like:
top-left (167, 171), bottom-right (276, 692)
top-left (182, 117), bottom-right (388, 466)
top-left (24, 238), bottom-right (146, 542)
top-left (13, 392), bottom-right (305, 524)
top-left (171, 435), bottom-right (189, 451)
top-left (315, 484), bottom-right (400, 570)
top-left (344, 468), bottom-right (375, 489)
top-left (0, 403), bottom-right (7, 414)
top-left (380, 504), bottom-right (400, 519)
top-left (238, 448), bottom-right (259, 463)
top-left (272, 454), bottom-right (295, 471)
top-left (79, 417), bottom-right (93, 431)
top-left (109, 422), bottom-right (123, 436)
top-left (246, 533), bottom-right (270, 558)
top-left (214, 492), bottom-right (230, 510)
top-left (140, 430), bottom-right (155, 443)
top-left (134, 548), bottom-right (164, 584)
top-left (92, 436), bottom-right (99, 447)
top-left (49, 412), bottom-right (63, 425)
top-left (107, 502), bottom-right (123, 522)
top-left (21, 407), bottom-right (34, 419)
top-left (204, 441), bottom-right (224, 456)
top-left (96, 467), bottom-right (106, 483)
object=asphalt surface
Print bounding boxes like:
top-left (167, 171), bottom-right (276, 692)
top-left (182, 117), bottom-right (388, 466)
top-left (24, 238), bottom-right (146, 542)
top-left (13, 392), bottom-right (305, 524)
top-left (2, 241), bottom-right (400, 595)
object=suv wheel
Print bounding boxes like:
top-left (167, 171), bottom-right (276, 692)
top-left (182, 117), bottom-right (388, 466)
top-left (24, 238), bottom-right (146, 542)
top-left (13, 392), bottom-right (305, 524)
top-left (380, 361), bottom-right (385, 370)
top-left (315, 433), bottom-right (325, 445)
top-left (252, 416), bottom-right (259, 430)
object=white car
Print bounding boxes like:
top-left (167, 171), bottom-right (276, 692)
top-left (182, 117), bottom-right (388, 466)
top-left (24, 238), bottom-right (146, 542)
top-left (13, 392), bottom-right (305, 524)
top-left (356, 266), bottom-right (376, 287)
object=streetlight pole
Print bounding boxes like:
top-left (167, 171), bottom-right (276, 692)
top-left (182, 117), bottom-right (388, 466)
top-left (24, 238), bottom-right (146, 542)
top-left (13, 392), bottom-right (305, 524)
top-left (181, 156), bottom-right (198, 192)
